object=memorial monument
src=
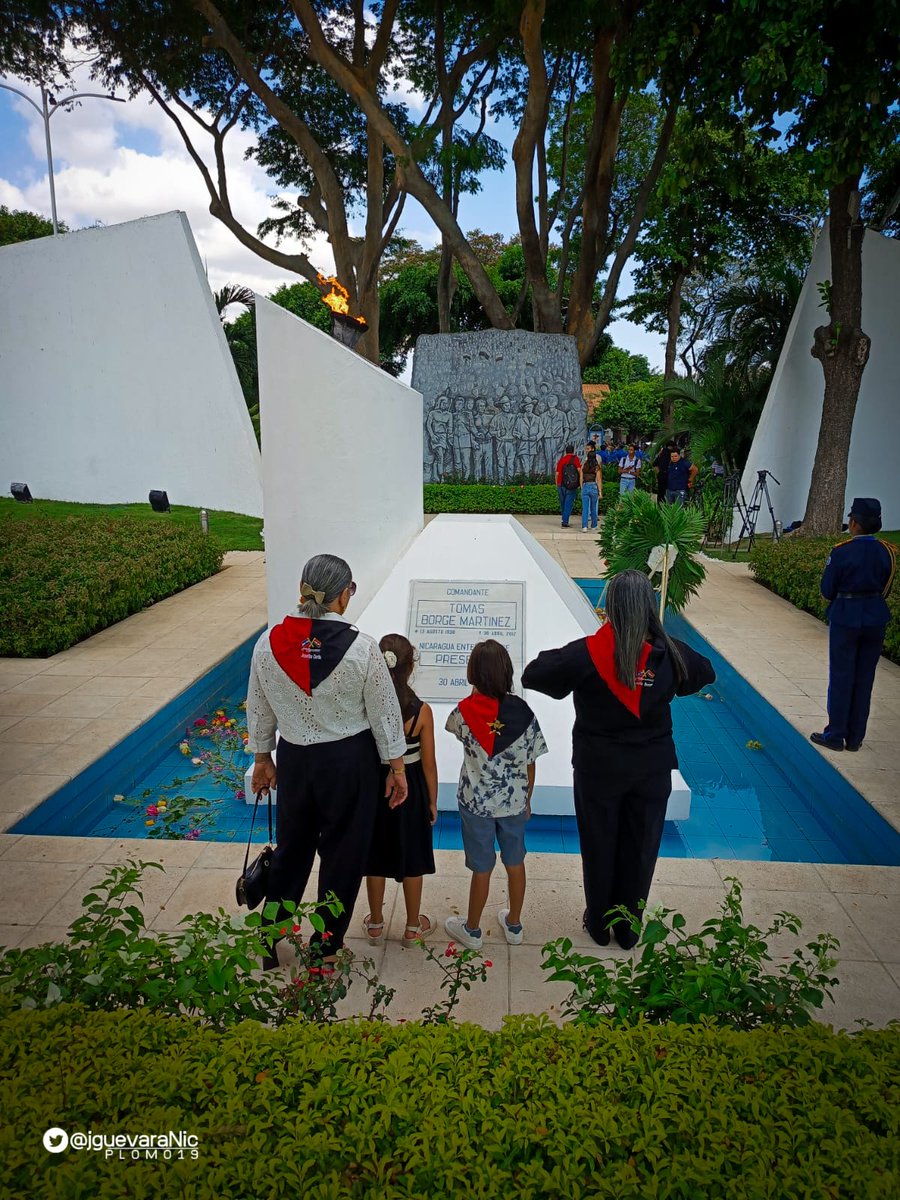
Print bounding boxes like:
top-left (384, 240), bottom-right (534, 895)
top-left (413, 330), bottom-right (587, 482)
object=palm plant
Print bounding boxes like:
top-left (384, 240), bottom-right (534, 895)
top-left (214, 283), bottom-right (256, 319)
top-left (599, 489), bottom-right (706, 614)
top-left (664, 352), bottom-right (770, 473)
top-left (704, 263), bottom-right (804, 376)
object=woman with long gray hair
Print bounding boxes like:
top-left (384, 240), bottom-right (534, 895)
top-left (246, 553), bottom-right (408, 968)
top-left (522, 570), bottom-right (714, 948)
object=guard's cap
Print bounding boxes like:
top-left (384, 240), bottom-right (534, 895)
top-left (849, 498), bottom-right (881, 521)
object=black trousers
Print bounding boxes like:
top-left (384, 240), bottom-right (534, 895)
top-left (265, 729), bottom-right (380, 950)
top-left (825, 622), bottom-right (885, 746)
top-left (573, 766), bottom-right (671, 942)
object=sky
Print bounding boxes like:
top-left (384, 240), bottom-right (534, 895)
top-left (0, 59), bottom-right (667, 371)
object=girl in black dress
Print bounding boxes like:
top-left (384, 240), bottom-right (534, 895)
top-left (364, 634), bottom-right (438, 946)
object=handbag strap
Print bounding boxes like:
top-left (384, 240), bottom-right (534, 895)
top-left (242, 788), bottom-right (274, 876)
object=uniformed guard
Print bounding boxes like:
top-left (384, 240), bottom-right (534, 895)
top-left (810, 498), bottom-right (897, 752)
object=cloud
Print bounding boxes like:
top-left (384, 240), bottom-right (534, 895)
top-left (0, 61), bottom-right (335, 295)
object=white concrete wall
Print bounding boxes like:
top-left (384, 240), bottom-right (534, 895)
top-left (740, 226), bottom-right (900, 532)
top-left (256, 298), bottom-right (423, 626)
top-left (354, 515), bottom-right (690, 818)
top-left (0, 211), bottom-right (263, 515)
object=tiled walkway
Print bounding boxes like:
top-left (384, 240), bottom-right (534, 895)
top-left (1, 527), bottom-right (899, 1028)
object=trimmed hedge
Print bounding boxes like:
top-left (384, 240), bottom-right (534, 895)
top-left (424, 481), bottom-right (620, 516)
top-left (0, 515), bottom-right (224, 657)
top-left (749, 536), bottom-right (900, 665)
top-left (3, 1005), bottom-right (898, 1198)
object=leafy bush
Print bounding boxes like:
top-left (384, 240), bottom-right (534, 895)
top-left (0, 514), bottom-right (223, 656)
top-left (0, 861), bottom-right (289, 1028)
top-left (3, 1006), bottom-right (898, 1198)
top-left (599, 488), bottom-right (706, 612)
top-left (424, 482), bottom-right (619, 516)
top-left (543, 879), bottom-right (840, 1029)
top-left (750, 536), bottom-right (900, 665)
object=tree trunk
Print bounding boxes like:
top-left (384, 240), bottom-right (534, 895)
top-left (661, 268), bottom-right (687, 429)
top-left (511, 0), bottom-right (563, 333)
top-left (803, 178), bottom-right (870, 535)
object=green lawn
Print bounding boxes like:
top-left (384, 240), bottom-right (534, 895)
top-left (704, 529), bottom-right (900, 562)
top-left (0, 497), bottom-right (263, 551)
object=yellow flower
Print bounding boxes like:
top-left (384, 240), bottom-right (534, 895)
top-left (145, 819), bottom-right (156, 827)
top-left (179, 742), bottom-right (190, 755)
top-left (157, 801), bottom-right (167, 811)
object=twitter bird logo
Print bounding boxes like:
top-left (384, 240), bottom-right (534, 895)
top-left (43, 1128), bottom-right (69, 1153)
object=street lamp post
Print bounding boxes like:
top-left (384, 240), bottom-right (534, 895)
top-left (0, 81), bottom-right (125, 234)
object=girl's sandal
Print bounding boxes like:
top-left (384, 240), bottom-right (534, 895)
top-left (401, 915), bottom-right (434, 948)
top-left (363, 915), bottom-right (385, 946)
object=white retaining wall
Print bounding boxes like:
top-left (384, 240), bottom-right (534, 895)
top-left (256, 298), bottom-right (423, 625)
top-left (0, 211), bottom-right (263, 515)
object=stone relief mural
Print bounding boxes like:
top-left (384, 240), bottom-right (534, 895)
top-left (411, 330), bottom-right (586, 482)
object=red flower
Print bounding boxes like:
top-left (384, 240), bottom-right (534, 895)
top-left (291, 924), bottom-right (301, 934)
top-left (321, 931), bottom-right (332, 941)
top-left (280, 927), bottom-right (287, 935)
top-left (193, 718), bottom-right (207, 727)
top-left (484, 960), bottom-right (493, 968)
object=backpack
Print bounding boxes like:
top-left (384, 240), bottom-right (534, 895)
top-left (561, 458), bottom-right (579, 489)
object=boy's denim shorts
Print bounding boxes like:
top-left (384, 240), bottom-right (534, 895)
top-left (458, 806), bottom-right (528, 874)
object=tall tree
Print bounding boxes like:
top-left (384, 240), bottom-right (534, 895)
top-left (710, 0), bottom-right (900, 534)
top-left (625, 110), bottom-right (822, 427)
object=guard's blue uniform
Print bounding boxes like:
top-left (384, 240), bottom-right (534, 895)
top-left (820, 535), bottom-right (896, 747)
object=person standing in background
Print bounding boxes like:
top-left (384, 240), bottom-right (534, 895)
top-left (556, 443), bottom-right (582, 528)
top-left (581, 445), bottom-right (601, 532)
top-left (811, 498), bottom-right (896, 753)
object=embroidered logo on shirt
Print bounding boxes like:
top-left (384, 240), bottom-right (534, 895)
top-left (301, 636), bottom-right (322, 653)
top-left (488, 718), bottom-right (505, 734)
top-left (636, 668), bottom-right (655, 687)
top-left (270, 617), bottom-right (358, 695)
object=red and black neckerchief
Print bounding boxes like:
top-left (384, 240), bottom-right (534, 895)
top-left (269, 616), bottom-right (359, 695)
top-left (458, 692), bottom-right (533, 757)
top-left (585, 621), bottom-right (652, 718)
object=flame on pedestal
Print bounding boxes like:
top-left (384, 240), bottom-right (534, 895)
top-left (317, 273), bottom-right (367, 327)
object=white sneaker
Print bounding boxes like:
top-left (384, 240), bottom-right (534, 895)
top-left (444, 914), bottom-right (483, 950)
top-left (498, 908), bottom-right (524, 945)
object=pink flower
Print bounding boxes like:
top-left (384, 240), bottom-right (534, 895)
top-left (186, 828), bottom-right (201, 840)
top-left (146, 804), bottom-right (158, 817)
top-left (193, 718), bottom-right (207, 728)
top-left (235, 790), bottom-right (245, 800)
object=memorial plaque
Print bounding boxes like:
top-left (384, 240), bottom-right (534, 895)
top-left (407, 579), bottom-right (526, 703)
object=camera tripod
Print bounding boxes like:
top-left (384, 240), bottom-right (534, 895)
top-left (732, 470), bottom-right (781, 558)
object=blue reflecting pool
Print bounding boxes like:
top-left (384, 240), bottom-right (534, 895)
top-left (11, 593), bottom-right (900, 865)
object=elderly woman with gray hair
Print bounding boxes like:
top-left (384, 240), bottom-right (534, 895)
top-left (522, 570), bottom-right (715, 949)
top-left (246, 553), bottom-right (408, 967)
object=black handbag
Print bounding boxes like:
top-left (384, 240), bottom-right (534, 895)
top-left (235, 789), bottom-right (274, 910)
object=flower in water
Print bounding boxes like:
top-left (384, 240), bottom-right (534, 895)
top-left (145, 819), bottom-right (155, 827)
top-left (194, 718), bottom-right (208, 728)
top-left (191, 757), bottom-right (203, 766)
top-left (179, 742), bottom-right (191, 755)
top-left (185, 827), bottom-right (201, 840)
top-left (157, 800), bottom-right (167, 812)
top-left (146, 804), bottom-right (159, 817)
top-left (235, 790), bottom-right (245, 801)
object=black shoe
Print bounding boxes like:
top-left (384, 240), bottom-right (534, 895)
top-left (810, 732), bottom-right (844, 752)
top-left (845, 742), bottom-right (862, 752)
top-left (613, 926), bottom-right (640, 951)
top-left (583, 909), bottom-right (609, 946)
